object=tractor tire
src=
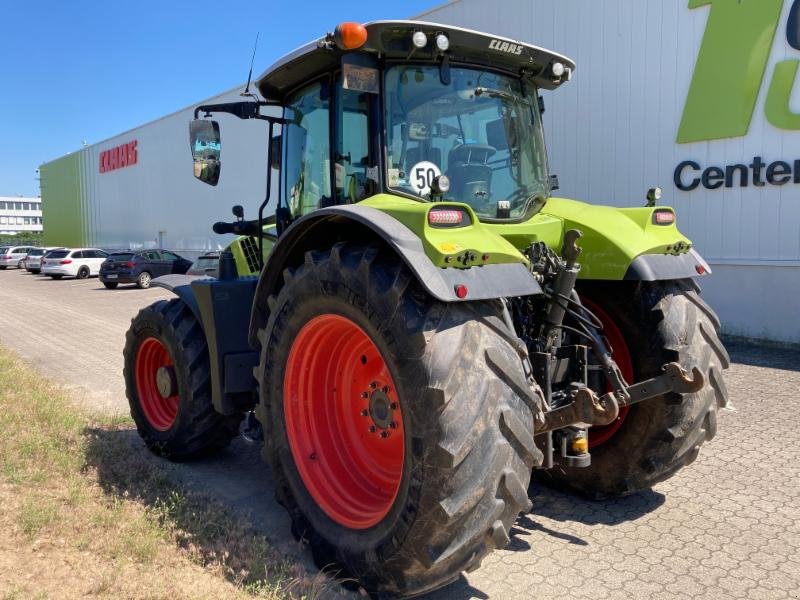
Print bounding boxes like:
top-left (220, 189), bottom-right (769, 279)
top-left (137, 271), bottom-right (152, 289)
top-left (541, 279), bottom-right (729, 498)
top-left (123, 298), bottom-right (242, 460)
top-left (103, 282), bottom-right (118, 289)
top-left (256, 243), bottom-right (542, 597)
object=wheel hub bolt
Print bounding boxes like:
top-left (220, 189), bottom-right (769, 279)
top-left (380, 431), bottom-right (389, 439)
top-left (361, 391), bottom-right (369, 398)
top-left (390, 402), bottom-right (398, 410)
top-left (360, 409), bottom-right (369, 417)
top-left (382, 385), bottom-right (391, 393)
top-left (370, 381), bottom-right (378, 389)
top-left (368, 425), bottom-right (376, 433)
top-left (389, 421), bottom-right (398, 429)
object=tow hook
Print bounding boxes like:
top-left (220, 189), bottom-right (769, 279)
top-left (535, 362), bottom-right (704, 435)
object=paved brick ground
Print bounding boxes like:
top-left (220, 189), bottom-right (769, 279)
top-left (1, 267), bottom-right (798, 599)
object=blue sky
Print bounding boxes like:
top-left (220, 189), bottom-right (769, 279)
top-left (0, 0), bottom-right (437, 196)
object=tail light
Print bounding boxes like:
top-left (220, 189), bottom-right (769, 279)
top-left (125, 261), bottom-right (134, 268)
top-left (652, 209), bottom-right (675, 225)
top-left (428, 207), bottom-right (471, 228)
top-left (59, 259), bottom-right (72, 265)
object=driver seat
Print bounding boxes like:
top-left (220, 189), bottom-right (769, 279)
top-left (447, 144), bottom-right (496, 201)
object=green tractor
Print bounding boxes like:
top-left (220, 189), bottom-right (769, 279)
top-left (123, 21), bottom-right (729, 597)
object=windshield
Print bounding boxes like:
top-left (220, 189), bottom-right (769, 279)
top-left (384, 65), bottom-right (550, 220)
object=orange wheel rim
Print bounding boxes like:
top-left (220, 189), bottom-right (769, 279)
top-left (582, 298), bottom-right (633, 448)
top-left (135, 337), bottom-right (179, 431)
top-left (283, 314), bottom-right (404, 529)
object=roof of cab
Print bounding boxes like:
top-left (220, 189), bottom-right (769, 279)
top-left (256, 20), bottom-right (575, 101)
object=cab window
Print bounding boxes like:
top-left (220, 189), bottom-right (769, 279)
top-left (335, 77), bottom-right (372, 203)
top-left (282, 80), bottom-right (331, 218)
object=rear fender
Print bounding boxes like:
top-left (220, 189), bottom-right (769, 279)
top-left (247, 204), bottom-right (542, 348)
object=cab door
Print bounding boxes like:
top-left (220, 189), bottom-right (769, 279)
top-left (333, 73), bottom-right (375, 203)
top-left (281, 79), bottom-right (332, 219)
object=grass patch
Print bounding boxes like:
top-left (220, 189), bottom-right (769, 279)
top-left (0, 346), bottom-right (329, 599)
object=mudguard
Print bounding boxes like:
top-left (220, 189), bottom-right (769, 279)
top-left (537, 198), bottom-right (711, 281)
top-left (152, 274), bottom-right (259, 415)
top-left (247, 204), bottom-right (542, 348)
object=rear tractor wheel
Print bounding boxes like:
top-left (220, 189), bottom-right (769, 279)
top-left (257, 243), bottom-right (542, 597)
top-left (124, 298), bottom-right (242, 459)
top-left (542, 279), bottom-right (729, 498)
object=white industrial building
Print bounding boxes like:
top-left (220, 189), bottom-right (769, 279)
top-left (0, 196), bottom-right (43, 236)
top-left (39, 0), bottom-right (800, 343)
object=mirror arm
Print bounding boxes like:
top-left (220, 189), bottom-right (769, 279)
top-left (193, 100), bottom-right (283, 121)
top-left (258, 118), bottom-right (281, 269)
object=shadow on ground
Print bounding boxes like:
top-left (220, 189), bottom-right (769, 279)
top-left (83, 426), bottom-right (666, 600)
top-left (724, 337), bottom-right (800, 371)
top-left (82, 426), bottom-right (337, 595)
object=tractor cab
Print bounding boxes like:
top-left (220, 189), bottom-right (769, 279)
top-left (190, 21), bottom-right (575, 232)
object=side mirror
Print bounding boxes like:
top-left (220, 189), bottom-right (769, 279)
top-left (232, 205), bottom-right (244, 219)
top-left (189, 119), bottom-right (221, 186)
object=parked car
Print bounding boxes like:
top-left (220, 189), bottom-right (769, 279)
top-left (186, 251), bottom-right (220, 278)
top-left (0, 245), bottom-right (38, 269)
top-left (24, 247), bottom-right (64, 274)
top-left (41, 248), bottom-right (108, 279)
top-left (99, 249), bottom-right (193, 289)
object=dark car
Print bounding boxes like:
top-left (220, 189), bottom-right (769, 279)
top-left (99, 249), bottom-right (192, 289)
top-left (186, 251), bottom-right (220, 278)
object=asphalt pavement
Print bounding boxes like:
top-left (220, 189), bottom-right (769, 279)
top-left (1, 268), bottom-right (798, 599)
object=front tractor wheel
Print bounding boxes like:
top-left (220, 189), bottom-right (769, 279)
top-left (543, 279), bottom-right (730, 498)
top-left (123, 299), bottom-right (242, 460)
top-left (257, 244), bottom-right (542, 597)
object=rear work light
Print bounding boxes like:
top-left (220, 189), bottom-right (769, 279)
top-left (428, 207), bottom-right (471, 228)
top-left (59, 259), bottom-right (72, 265)
top-left (652, 209), bottom-right (675, 225)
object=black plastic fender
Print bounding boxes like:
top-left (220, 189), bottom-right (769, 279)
top-left (247, 204), bottom-right (542, 348)
top-left (152, 274), bottom-right (259, 415)
top-left (151, 274), bottom-right (206, 324)
top-left (623, 248), bottom-right (712, 281)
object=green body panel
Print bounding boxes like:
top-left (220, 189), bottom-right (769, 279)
top-left (39, 153), bottom-right (89, 247)
top-left (535, 198), bottom-right (692, 280)
top-left (229, 230), bottom-right (277, 277)
top-left (360, 194), bottom-right (527, 268)
top-left (229, 195), bottom-right (693, 282)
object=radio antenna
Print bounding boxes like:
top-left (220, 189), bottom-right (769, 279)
top-left (241, 32), bottom-right (260, 98)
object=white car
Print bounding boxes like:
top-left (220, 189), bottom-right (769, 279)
top-left (41, 248), bottom-right (109, 279)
